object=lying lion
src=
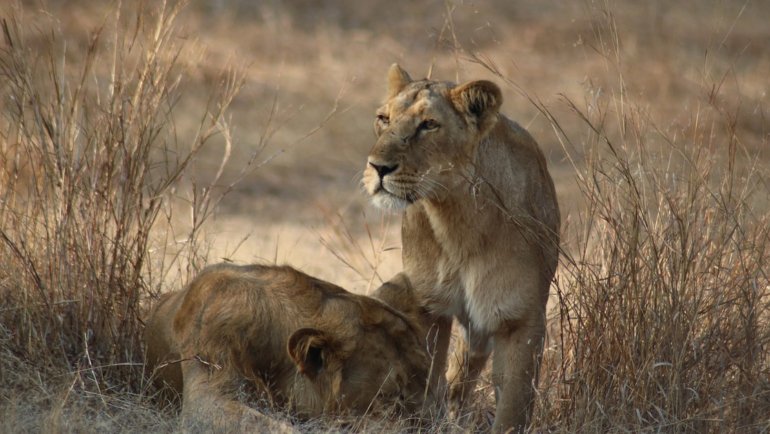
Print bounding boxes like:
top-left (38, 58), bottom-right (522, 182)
top-left (144, 263), bottom-right (431, 432)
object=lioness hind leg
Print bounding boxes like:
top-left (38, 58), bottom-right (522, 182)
top-left (446, 326), bottom-right (491, 423)
top-left (491, 317), bottom-right (545, 434)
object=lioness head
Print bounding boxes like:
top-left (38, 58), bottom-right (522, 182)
top-left (363, 63), bottom-right (502, 209)
top-left (286, 298), bottom-right (430, 416)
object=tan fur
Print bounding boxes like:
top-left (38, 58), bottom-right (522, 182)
top-left (363, 64), bottom-right (560, 433)
top-left (144, 263), bottom-right (431, 432)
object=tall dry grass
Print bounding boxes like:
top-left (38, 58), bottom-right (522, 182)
top-left (538, 101), bottom-right (770, 431)
top-left (519, 6), bottom-right (769, 432)
top-left (0, 0), bottom-right (768, 433)
top-left (0, 1), bottom-right (245, 423)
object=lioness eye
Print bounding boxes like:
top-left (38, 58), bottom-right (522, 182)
top-left (419, 119), bottom-right (439, 131)
top-left (376, 114), bottom-right (390, 126)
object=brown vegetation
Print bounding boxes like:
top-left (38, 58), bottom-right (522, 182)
top-left (1, 0), bottom-right (768, 432)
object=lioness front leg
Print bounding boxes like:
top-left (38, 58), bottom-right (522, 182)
top-left (491, 316), bottom-right (545, 433)
top-left (424, 314), bottom-right (452, 409)
top-left (180, 360), bottom-right (296, 433)
top-left (446, 326), bottom-right (491, 422)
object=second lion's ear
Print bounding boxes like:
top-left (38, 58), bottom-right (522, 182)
top-left (387, 63), bottom-right (412, 99)
top-left (450, 80), bottom-right (502, 134)
top-left (373, 273), bottom-right (431, 335)
top-left (287, 328), bottom-right (329, 379)
top-left (373, 272), bottom-right (417, 315)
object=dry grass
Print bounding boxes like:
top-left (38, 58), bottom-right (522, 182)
top-left (0, 1), bottom-right (244, 430)
top-left (1, 0), bottom-right (768, 432)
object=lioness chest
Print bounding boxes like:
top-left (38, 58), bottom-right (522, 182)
top-left (402, 164), bottom-right (547, 331)
top-left (402, 192), bottom-right (542, 332)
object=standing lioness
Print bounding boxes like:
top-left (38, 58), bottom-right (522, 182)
top-left (362, 64), bottom-right (560, 432)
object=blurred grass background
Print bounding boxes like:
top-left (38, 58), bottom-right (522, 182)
top-left (1, 0), bottom-right (768, 432)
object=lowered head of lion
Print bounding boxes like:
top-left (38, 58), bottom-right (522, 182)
top-left (144, 263), bottom-right (432, 431)
top-left (362, 64), bottom-right (560, 433)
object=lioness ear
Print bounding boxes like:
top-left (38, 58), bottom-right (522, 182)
top-left (372, 273), bottom-right (432, 336)
top-left (287, 328), bottom-right (329, 379)
top-left (373, 273), bottom-right (417, 315)
top-left (387, 63), bottom-right (412, 98)
top-left (450, 80), bottom-right (502, 133)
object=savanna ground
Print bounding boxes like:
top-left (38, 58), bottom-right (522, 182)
top-left (1, 0), bottom-right (769, 432)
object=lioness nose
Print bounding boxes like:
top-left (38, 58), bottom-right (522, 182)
top-left (369, 161), bottom-right (398, 179)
